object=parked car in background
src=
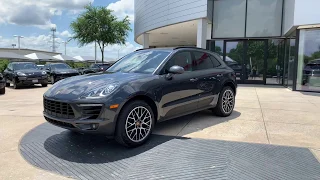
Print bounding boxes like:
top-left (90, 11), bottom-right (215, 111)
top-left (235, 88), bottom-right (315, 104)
top-left (43, 47), bottom-right (237, 147)
top-left (225, 61), bottom-right (249, 80)
top-left (37, 65), bottom-right (44, 70)
top-left (302, 59), bottom-right (320, 85)
top-left (3, 62), bottom-right (48, 89)
top-left (44, 63), bottom-right (80, 84)
top-left (0, 73), bottom-right (6, 94)
top-left (82, 63), bottom-right (111, 74)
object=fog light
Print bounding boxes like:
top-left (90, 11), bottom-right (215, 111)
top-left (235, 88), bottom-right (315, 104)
top-left (76, 123), bottom-right (99, 130)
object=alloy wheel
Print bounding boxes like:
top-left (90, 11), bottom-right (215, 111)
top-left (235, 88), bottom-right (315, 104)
top-left (125, 106), bottom-right (152, 142)
top-left (221, 89), bottom-right (234, 114)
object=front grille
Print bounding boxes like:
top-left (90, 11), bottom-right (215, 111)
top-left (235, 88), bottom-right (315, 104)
top-left (45, 117), bottom-right (75, 128)
top-left (44, 99), bottom-right (75, 119)
top-left (80, 105), bottom-right (102, 119)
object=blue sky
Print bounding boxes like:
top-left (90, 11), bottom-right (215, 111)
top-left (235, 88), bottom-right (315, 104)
top-left (0, 0), bottom-right (139, 61)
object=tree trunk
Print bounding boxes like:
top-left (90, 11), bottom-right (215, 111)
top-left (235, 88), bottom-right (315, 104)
top-left (101, 48), bottom-right (104, 64)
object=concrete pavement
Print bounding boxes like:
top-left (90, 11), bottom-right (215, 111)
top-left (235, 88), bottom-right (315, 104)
top-left (0, 85), bottom-right (320, 179)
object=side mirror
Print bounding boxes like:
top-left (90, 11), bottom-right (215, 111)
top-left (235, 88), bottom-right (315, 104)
top-left (165, 66), bottom-right (184, 80)
top-left (168, 65), bottom-right (184, 74)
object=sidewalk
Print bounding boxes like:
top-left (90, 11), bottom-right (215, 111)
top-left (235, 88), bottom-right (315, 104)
top-left (0, 85), bottom-right (319, 179)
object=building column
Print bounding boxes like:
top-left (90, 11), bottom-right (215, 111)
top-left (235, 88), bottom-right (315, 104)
top-left (142, 33), bottom-right (149, 48)
top-left (197, 18), bottom-right (208, 49)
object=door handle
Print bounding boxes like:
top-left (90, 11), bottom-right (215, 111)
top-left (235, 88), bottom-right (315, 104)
top-left (216, 74), bottom-right (223, 77)
top-left (190, 78), bottom-right (198, 82)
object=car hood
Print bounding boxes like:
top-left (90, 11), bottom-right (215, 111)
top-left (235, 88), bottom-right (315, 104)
top-left (44, 72), bottom-right (152, 100)
top-left (53, 68), bottom-right (78, 74)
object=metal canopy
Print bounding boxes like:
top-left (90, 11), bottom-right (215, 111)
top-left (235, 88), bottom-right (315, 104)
top-left (0, 52), bottom-right (30, 60)
top-left (25, 53), bottom-right (61, 61)
top-left (53, 54), bottom-right (79, 62)
top-left (73, 56), bottom-right (98, 62)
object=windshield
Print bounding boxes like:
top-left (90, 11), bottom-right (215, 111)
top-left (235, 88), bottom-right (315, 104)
top-left (13, 63), bottom-right (38, 70)
top-left (107, 50), bottom-right (170, 74)
top-left (51, 64), bottom-right (71, 69)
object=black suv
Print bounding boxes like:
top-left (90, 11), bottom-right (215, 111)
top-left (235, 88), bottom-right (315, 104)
top-left (302, 59), bottom-right (320, 85)
top-left (82, 63), bottom-right (111, 74)
top-left (3, 62), bottom-right (48, 89)
top-left (44, 63), bottom-right (80, 84)
top-left (43, 47), bottom-right (237, 147)
top-left (0, 73), bottom-right (5, 94)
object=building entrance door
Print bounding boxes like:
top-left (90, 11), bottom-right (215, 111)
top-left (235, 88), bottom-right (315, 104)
top-left (224, 40), bottom-right (267, 84)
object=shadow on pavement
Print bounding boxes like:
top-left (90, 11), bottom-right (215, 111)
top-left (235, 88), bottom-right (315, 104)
top-left (43, 110), bottom-right (241, 164)
top-left (6, 85), bottom-right (45, 90)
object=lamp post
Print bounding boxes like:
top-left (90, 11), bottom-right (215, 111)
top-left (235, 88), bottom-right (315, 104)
top-left (13, 35), bottom-right (24, 50)
top-left (62, 39), bottom-right (71, 55)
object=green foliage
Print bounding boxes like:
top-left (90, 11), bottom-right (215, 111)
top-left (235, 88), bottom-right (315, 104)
top-left (71, 4), bottom-right (131, 63)
top-left (0, 59), bottom-right (9, 73)
top-left (66, 62), bottom-right (87, 68)
top-left (214, 46), bottom-right (223, 56)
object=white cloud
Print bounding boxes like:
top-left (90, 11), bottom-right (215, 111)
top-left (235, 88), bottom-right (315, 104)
top-left (58, 30), bottom-right (73, 38)
top-left (0, 0), bottom-right (93, 29)
top-left (107, 0), bottom-right (134, 21)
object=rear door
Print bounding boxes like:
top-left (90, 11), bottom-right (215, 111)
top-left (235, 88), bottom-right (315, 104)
top-left (192, 51), bottom-right (224, 109)
top-left (159, 51), bottom-right (201, 119)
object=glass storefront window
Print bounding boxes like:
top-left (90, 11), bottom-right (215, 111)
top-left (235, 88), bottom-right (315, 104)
top-left (266, 39), bottom-right (283, 85)
top-left (213, 0), bottom-right (246, 38)
top-left (296, 29), bottom-right (320, 92)
top-left (246, 0), bottom-right (282, 37)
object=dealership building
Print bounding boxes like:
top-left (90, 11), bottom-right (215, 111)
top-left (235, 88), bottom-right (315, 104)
top-left (134, 0), bottom-right (320, 92)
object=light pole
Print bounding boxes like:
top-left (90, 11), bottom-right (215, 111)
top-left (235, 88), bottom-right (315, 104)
top-left (13, 35), bottom-right (24, 50)
top-left (62, 39), bottom-right (71, 55)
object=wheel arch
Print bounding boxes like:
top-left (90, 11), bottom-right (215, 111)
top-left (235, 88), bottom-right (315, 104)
top-left (222, 81), bottom-right (237, 95)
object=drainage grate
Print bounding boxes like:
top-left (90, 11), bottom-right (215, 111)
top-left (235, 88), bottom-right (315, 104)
top-left (20, 123), bottom-right (320, 180)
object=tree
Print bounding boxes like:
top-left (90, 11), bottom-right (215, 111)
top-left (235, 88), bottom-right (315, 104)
top-left (71, 4), bottom-right (131, 63)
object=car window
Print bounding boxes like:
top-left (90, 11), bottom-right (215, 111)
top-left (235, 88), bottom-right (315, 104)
top-left (51, 64), bottom-right (71, 69)
top-left (209, 55), bottom-right (222, 68)
top-left (13, 63), bottom-right (38, 70)
top-left (107, 50), bottom-right (170, 74)
top-left (193, 51), bottom-right (214, 71)
top-left (163, 51), bottom-right (193, 73)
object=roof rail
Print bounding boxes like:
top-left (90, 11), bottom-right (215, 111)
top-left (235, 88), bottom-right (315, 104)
top-left (173, 46), bottom-right (205, 50)
top-left (135, 48), bottom-right (152, 51)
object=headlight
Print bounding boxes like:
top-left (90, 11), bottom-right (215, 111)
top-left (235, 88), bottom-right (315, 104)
top-left (17, 72), bottom-right (26, 76)
top-left (82, 83), bottom-right (119, 99)
top-left (42, 71), bottom-right (47, 75)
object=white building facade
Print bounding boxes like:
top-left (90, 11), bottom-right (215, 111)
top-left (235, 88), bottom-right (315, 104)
top-left (134, 0), bottom-right (320, 92)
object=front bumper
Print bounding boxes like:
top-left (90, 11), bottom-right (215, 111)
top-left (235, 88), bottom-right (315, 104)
top-left (54, 73), bottom-right (79, 81)
top-left (43, 98), bottom-right (119, 136)
top-left (17, 76), bottom-right (47, 85)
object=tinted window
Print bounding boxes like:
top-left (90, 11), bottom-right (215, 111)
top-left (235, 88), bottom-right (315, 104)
top-left (193, 52), bottom-right (214, 71)
top-left (164, 51), bottom-right (193, 72)
top-left (99, 65), bottom-right (110, 69)
top-left (13, 63), bottom-right (38, 70)
top-left (90, 64), bottom-right (99, 68)
top-left (107, 50), bottom-right (170, 74)
top-left (209, 55), bottom-right (221, 67)
top-left (51, 64), bottom-right (71, 69)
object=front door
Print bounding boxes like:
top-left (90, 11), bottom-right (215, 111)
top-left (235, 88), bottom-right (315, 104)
top-left (159, 51), bottom-right (200, 120)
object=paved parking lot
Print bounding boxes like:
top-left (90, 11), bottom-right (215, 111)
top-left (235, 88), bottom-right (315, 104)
top-left (0, 85), bottom-right (320, 179)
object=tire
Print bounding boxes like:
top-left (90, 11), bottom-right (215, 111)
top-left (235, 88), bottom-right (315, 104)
top-left (42, 83), bottom-right (48, 87)
top-left (0, 87), bottom-right (5, 94)
top-left (13, 79), bottom-right (19, 89)
top-left (115, 100), bottom-right (155, 147)
top-left (51, 76), bottom-right (55, 84)
top-left (213, 86), bottom-right (235, 117)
